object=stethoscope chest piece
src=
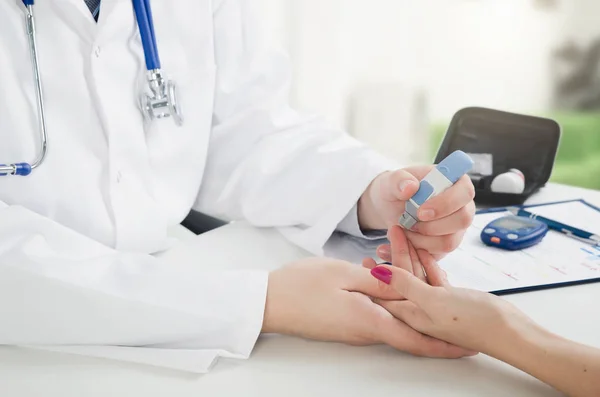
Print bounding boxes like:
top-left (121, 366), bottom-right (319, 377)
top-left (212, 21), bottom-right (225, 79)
top-left (140, 70), bottom-right (183, 126)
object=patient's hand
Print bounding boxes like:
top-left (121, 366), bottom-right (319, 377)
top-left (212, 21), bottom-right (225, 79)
top-left (366, 226), bottom-right (600, 397)
top-left (364, 226), bottom-right (527, 355)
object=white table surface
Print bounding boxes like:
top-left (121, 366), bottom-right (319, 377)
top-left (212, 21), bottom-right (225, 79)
top-left (1, 183), bottom-right (599, 397)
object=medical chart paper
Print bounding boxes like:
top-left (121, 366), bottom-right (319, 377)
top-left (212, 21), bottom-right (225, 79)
top-left (439, 200), bottom-right (600, 294)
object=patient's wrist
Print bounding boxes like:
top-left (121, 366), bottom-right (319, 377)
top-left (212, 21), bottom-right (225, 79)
top-left (487, 313), bottom-right (547, 364)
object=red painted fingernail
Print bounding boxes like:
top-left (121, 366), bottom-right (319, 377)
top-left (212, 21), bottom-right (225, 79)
top-left (371, 267), bottom-right (393, 285)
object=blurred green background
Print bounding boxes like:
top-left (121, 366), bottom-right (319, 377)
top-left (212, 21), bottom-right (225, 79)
top-left (429, 112), bottom-right (600, 190)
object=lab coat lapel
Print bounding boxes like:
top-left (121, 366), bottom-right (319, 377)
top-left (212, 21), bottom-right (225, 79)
top-left (46, 0), bottom-right (99, 43)
top-left (46, 0), bottom-right (126, 43)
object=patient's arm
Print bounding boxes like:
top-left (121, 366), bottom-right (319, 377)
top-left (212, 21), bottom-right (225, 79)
top-left (493, 324), bottom-right (600, 397)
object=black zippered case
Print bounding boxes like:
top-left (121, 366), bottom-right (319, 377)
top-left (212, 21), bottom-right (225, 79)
top-left (434, 107), bottom-right (562, 206)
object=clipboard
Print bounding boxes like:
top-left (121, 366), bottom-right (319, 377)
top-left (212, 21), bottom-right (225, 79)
top-left (439, 199), bottom-right (600, 296)
top-left (476, 198), bottom-right (600, 216)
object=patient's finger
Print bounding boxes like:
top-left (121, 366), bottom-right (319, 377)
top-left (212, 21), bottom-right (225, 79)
top-left (390, 226), bottom-right (413, 273)
top-left (409, 243), bottom-right (426, 282)
top-left (417, 250), bottom-right (450, 288)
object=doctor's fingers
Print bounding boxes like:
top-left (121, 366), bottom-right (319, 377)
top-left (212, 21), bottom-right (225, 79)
top-left (379, 169), bottom-right (420, 202)
top-left (417, 175), bottom-right (475, 222)
top-left (413, 201), bottom-right (476, 237)
top-left (404, 229), bottom-right (466, 256)
top-left (375, 314), bottom-right (476, 358)
top-left (374, 244), bottom-right (392, 262)
top-left (375, 201), bottom-right (474, 259)
top-left (362, 257), bottom-right (378, 270)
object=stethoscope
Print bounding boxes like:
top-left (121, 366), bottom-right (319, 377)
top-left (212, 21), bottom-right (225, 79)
top-left (0, 0), bottom-right (183, 177)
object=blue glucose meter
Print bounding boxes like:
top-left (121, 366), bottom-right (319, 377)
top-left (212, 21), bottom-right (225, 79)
top-left (481, 215), bottom-right (549, 250)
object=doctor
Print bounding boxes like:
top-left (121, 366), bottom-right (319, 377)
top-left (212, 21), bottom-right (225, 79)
top-left (0, 0), bottom-right (476, 371)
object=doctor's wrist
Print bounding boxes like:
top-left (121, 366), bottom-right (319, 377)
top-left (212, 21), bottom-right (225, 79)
top-left (357, 177), bottom-right (385, 231)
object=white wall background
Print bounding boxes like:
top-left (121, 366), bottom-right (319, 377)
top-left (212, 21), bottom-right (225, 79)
top-left (255, 0), bottom-right (600, 163)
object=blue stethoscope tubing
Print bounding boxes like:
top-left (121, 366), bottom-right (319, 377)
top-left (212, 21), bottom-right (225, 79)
top-left (132, 0), bottom-right (183, 127)
top-left (132, 0), bottom-right (160, 71)
top-left (1, 0), bottom-right (181, 177)
top-left (0, 0), bottom-right (44, 176)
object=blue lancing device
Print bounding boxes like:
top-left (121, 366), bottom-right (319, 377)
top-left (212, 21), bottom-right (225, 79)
top-left (399, 150), bottom-right (474, 229)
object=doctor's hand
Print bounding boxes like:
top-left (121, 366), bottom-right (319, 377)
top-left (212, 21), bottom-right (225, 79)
top-left (358, 166), bottom-right (475, 259)
top-left (261, 258), bottom-right (476, 359)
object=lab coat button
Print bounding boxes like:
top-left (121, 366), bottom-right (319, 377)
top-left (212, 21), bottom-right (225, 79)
top-left (94, 46), bottom-right (101, 57)
top-left (116, 171), bottom-right (123, 183)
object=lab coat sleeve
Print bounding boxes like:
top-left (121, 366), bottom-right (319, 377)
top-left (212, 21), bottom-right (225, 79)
top-left (194, 0), bottom-right (400, 254)
top-left (336, 204), bottom-right (388, 240)
top-left (0, 202), bottom-right (268, 373)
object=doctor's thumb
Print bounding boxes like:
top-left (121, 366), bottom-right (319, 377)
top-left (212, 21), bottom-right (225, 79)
top-left (386, 170), bottom-right (419, 201)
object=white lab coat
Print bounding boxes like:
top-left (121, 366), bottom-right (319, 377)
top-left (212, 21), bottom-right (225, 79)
top-left (0, 0), bottom-right (397, 372)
